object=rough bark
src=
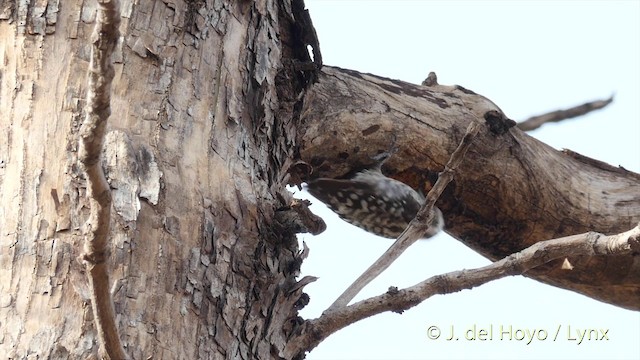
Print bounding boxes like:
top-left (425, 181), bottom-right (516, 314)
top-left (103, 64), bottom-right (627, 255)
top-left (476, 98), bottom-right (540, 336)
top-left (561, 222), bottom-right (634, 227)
top-left (1, 0), bottom-right (637, 359)
top-left (297, 66), bottom-right (640, 311)
top-left (0, 0), bottom-right (315, 358)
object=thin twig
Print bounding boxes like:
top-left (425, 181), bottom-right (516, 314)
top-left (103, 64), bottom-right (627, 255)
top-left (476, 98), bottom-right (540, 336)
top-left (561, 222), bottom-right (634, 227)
top-left (328, 120), bottom-right (483, 310)
top-left (78, 1), bottom-right (125, 359)
top-left (284, 224), bottom-right (640, 358)
top-left (517, 96), bottom-right (613, 131)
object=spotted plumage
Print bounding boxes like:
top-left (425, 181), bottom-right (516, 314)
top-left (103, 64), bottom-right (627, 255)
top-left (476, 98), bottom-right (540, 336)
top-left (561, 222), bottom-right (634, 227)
top-left (306, 169), bottom-right (444, 239)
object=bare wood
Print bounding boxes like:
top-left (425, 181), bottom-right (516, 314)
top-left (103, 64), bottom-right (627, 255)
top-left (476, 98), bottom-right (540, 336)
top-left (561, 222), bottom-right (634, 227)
top-left (328, 120), bottom-right (482, 310)
top-left (285, 224), bottom-right (640, 358)
top-left (78, 1), bottom-right (126, 359)
top-left (298, 66), bottom-right (640, 310)
top-left (517, 96), bottom-right (614, 131)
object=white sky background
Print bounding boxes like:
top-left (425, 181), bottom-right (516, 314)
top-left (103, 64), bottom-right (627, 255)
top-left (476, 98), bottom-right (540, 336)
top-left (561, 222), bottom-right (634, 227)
top-left (294, 1), bottom-right (640, 360)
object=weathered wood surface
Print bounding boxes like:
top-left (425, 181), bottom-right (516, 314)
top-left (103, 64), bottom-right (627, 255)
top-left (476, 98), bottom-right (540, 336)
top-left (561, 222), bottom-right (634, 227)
top-left (298, 66), bottom-right (640, 310)
top-left (0, 1), bottom-right (314, 358)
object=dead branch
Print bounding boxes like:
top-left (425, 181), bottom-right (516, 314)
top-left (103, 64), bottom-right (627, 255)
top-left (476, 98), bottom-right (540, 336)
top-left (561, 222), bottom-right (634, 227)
top-left (517, 96), bottom-right (614, 131)
top-left (78, 1), bottom-right (126, 359)
top-left (328, 119), bottom-right (483, 310)
top-left (284, 224), bottom-right (640, 358)
top-left (299, 66), bottom-right (640, 310)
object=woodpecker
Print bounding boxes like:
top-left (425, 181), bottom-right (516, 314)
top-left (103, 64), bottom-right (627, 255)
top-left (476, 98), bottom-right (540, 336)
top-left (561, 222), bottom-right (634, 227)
top-left (305, 160), bottom-right (444, 239)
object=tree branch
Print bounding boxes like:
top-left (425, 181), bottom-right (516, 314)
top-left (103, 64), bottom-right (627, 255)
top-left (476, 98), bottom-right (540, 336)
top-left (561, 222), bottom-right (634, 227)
top-left (285, 224), bottom-right (640, 358)
top-left (298, 66), bottom-right (640, 310)
top-left (328, 119), bottom-right (482, 310)
top-left (517, 96), bottom-right (614, 131)
top-left (78, 1), bottom-right (126, 359)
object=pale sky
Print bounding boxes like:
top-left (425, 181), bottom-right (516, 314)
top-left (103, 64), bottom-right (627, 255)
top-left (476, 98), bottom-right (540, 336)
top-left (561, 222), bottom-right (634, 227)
top-left (295, 1), bottom-right (640, 359)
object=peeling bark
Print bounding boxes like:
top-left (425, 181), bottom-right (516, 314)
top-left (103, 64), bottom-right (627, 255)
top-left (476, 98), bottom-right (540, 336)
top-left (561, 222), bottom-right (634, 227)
top-left (1, 0), bottom-right (637, 359)
top-left (0, 0), bottom-right (315, 358)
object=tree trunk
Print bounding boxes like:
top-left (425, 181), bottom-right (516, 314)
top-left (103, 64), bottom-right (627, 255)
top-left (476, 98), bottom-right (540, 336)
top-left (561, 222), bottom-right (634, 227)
top-left (1, 0), bottom-right (637, 359)
top-left (0, 0), bottom-right (314, 358)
